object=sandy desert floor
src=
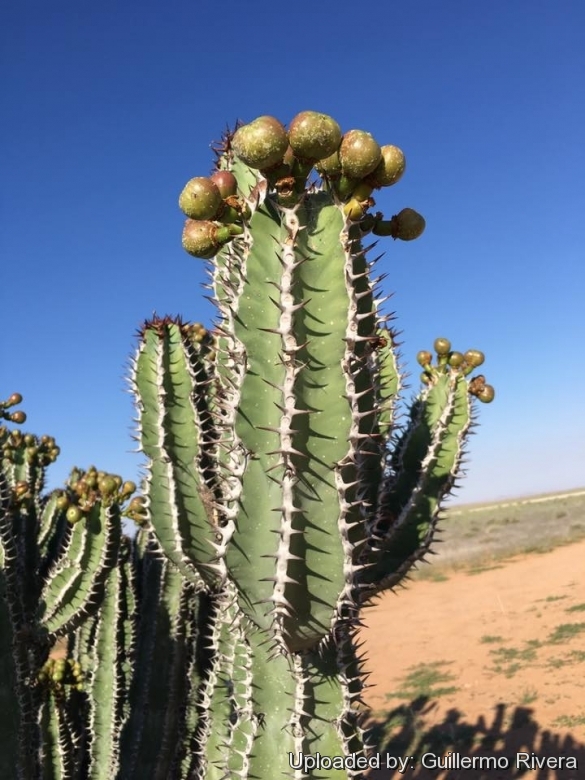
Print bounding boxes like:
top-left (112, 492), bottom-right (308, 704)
top-left (360, 537), bottom-right (585, 779)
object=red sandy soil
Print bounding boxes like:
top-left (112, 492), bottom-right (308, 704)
top-left (360, 539), bottom-right (585, 779)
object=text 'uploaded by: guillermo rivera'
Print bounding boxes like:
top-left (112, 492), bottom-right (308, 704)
top-left (288, 751), bottom-right (579, 773)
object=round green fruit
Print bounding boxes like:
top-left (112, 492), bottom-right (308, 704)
top-left (56, 495), bottom-right (69, 511)
top-left (433, 337), bottom-right (451, 356)
top-left (66, 506), bottom-right (83, 525)
top-left (288, 111), bottom-right (342, 161)
top-left (464, 349), bottom-right (485, 368)
top-left (232, 116), bottom-right (289, 170)
top-left (416, 350), bottom-right (433, 367)
top-left (179, 177), bottom-right (222, 220)
top-left (390, 208), bottom-right (426, 241)
top-left (477, 384), bottom-right (495, 403)
top-left (315, 149), bottom-right (342, 176)
top-left (182, 220), bottom-right (232, 260)
top-left (448, 351), bottom-right (465, 367)
top-left (339, 129), bottom-right (382, 179)
top-left (98, 476), bottom-right (117, 495)
top-left (366, 145), bottom-right (406, 188)
top-left (121, 480), bottom-right (137, 497)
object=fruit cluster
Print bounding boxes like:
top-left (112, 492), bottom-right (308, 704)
top-left (179, 110), bottom-right (426, 259)
top-left (38, 656), bottom-right (85, 695)
top-left (1, 392), bottom-right (27, 425)
top-left (56, 466), bottom-right (139, 524)
top-left (417, 338), bottom-right (495, 402)
top-left (1, 426), bottom-right (60, 467)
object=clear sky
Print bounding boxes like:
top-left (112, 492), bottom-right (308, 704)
top-left (2, 1), bottom-right (584, 505)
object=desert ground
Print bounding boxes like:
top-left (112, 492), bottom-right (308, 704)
top-left (360, 489), bottom-right (585, 780)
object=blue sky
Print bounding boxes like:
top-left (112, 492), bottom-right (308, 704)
top-left (2, 1), bottom-right (583, 505)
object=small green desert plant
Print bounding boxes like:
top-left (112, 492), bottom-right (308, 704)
top-left (1, 111), bottom-right (495, 779)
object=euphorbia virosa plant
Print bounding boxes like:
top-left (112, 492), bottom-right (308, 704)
top-left (0, 110), bottom-right (494, 779)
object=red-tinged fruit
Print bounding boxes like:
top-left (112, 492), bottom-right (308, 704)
top-left (288, 111), bottom-right (342, 161)
top-left (232, 115), bottom-right (289, 170)
top-left (210, 170), bottom-right (238, 199)
top-left (179, 177), bottom-right (223, 220)
top-left (339, 129), bottom-right (382, 179)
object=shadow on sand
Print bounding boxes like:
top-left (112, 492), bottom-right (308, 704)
top-left (366, 698), bottom-right (584, 779)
